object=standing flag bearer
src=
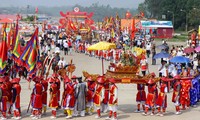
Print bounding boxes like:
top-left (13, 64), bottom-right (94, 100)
top-left (11, 78), bottom-right (21, 120)
top-left (48, 77), bottom-right (59, 119)
top-left (106, 78), bottom-right (118, 120)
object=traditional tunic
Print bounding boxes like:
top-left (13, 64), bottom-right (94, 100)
top-left (86, 81), bottom-right (96, 103)
top-left (55, 78), bottom-right (61, 103)
top-left (108, 84), bottom-right (118, 106)
top-left (172, 81), bottom-right (181, 105)
top-left (145, 84), bottom-right (157, 107)
top-left (103, 82), bottom-right (109, 104)
top-left (107, 84), bottom-right (118, 119)
top-left (62, 83), bottom-right (76, 109)
top-left (32, 83), bottom-right (43, 109)
top-left (136, 84), bottom-right (146, 102)
top-left (93, 84), bottom-right (105, 107)
top-left (11, 83), bottom-right (21, 118)
top-left (0, 84), bottom-right (8, 114)
top-left (49, 83), bottom-right (59, 108)
top-left (41, 79), bottom-right (48, 106)
top-left (156, 84), bottom-right (167, 108)
top-left (76, 82), bottom-right (87, 111)
top-left (180, 80), bottom-right (191, 109)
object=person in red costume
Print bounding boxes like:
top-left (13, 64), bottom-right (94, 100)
top-left (135, 83), bottom-right (146, 113)
top-left (48, 77), bottom-right (59, 119)
top-left (102, 79), bottom-right (109, 113)
top-left (172, 75), bottom-right (181, 115)
top-left (86, 76), bottom-right (96, 115)
top-left (156, 78), bottom-right (167, 116)
top-left (3, 75), bottom-right (12, 116)
top-left (30, 76), bottom-right (43, 119)
top-left (10, 78), bottom-right (21, 120)
top-left (180, 80), bottom-right (191, 110)
top-left (93, 76), bottom-right (105, 119)
top-left (41, 76), bottom-right (48, 115)
top-left (71, 75), bottom-right (78, 117)
top-left (143, 74), bottom-right (157, 116)
top-left (105, 78), bottom-right (118, 120)
top-left (180, 68), bottom-right (192, 110)
top-left (62, 76), bottom-right (76, 119)
top-left (52, 73), bottom-right (61, 109)
top-left (0, 77), bottom-right (8, 120)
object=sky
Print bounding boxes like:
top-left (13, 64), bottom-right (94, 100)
top-left (0, 0), bottom-right (145, 8)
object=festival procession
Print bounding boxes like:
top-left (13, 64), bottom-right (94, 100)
top-left (0, 0), bottom-right (200, 120)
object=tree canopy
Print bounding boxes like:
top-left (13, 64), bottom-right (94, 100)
top-left (138, 0), bottom-right (200, 30)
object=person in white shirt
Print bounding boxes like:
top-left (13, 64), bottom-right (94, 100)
top-left (158, 61), bottom-right (167, 77)
top-left (57, 57), bottom-right (66, 69)
top-left (168, 63), bottom-right (174, 77)
top-left (171, 65), bottom-right (178, 77)
top-left (145, 42), bottom-right (151, 58)
top-left (176, 49), bottom-right (183, 56)
top-left (63, 41), bottom-right (69, 55)
top-left (193, 58), bottom-right (198, 70)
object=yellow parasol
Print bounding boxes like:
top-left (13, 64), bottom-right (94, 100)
top-left (88, 41), bottom-right (116, 51)
top-left (88, 41), bottom-right (116, 74)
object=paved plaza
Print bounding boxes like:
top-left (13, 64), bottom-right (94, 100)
top-left (18, 41), bottom-right (199, 120)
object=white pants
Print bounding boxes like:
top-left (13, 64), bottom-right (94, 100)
top-left (108, 105), bottom-right (117, 112)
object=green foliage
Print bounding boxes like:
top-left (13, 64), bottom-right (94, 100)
top-left (138, 0), bottom-right (200, 30)
top-left (22, 15), bottom-right (38, 22)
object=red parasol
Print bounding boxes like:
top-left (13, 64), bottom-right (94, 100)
top-left (183, 47), bottom-right (194, 54)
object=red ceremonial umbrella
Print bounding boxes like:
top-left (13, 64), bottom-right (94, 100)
top-left (195, 46), bottom-right (200, 52)
top-left (183, 47), bottom-right (194, 54)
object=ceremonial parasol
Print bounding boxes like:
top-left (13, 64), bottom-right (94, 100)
top-left (169, 56), bottom-right (190, 63)
top-left (87, 41), bottom-right (116, 51)
top-left (195, 46), bottom-right (200, 52)
top-left (88, 41), bottom-right (116, 74)
top-left (153, 52), bottom-right (170, 59)
top-left (183, 47), bottom-right (194, 54)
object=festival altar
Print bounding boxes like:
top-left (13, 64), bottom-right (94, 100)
top-left (83, 48), bottom-right (160, 84)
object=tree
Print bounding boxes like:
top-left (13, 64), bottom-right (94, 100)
top-left (138, 0), bottom-right (200, 30)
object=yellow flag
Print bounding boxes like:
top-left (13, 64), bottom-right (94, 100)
top-left (198, 25), bottom-right (200, 35)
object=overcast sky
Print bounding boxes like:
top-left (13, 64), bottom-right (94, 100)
top-left (0, 0), bottom-right (144, 8)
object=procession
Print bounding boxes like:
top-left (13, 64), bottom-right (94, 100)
top-left (0, 0), bottom-right (200, 120)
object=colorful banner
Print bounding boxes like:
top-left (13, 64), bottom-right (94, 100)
top-left (12, 21), bottom-right (22, 61)
top-left (18, 28), bottom-right (40, 75)
top-left (0, 24), bottom-right (8, 74)
top-left (141, 21), bottom-right (173, 28)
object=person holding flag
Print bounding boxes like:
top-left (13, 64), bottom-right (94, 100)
top-left (48, 77), bottom-right (59, 119)
top-left (10, 78), bottom-right (21, 120)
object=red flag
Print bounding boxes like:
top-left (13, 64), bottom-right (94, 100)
top-left (12, 20), bottom-right (22, 61)
top-left (140, 12), bottom-right (145, 17)
top-left (131, 18), bottom-right (135, 40)
top-left (0, 23), bottom-right (8, 73)
top-left (35, 7), bottom-right (38, 14)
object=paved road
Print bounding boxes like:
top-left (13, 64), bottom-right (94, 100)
top-left (18, 41), bottom-right (200, 120)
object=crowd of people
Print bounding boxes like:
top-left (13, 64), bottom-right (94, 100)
top-left (0, 29), bottom-right (200, 120)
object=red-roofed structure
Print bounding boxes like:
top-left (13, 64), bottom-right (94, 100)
top-left (0, 18), bottom-right (13, 23)
top-left (0, 14), bottom-right (19, 21)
